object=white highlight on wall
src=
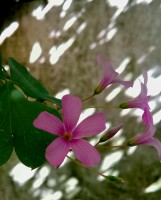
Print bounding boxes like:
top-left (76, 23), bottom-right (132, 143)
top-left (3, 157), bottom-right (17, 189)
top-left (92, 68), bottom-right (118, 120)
top-left (60, 0), bottom-right (73, 18)
top-left (107, 0), bottom-right (129, 8)
top-left (144, 177), bottom-right (161, 193)
top-left (136, 0), bottom-right (153, 4)
top-left (0, 22), bottom-right (19, 45)
top-left (9, 163), bottom-right (37, 186)
top-left (32, 0), bottom-right (64, 20)
top-left (49, 36), bottom-right (75, 64)
top-left (55, 89), bottom-right (70, 98)
top-left (29, 42), bottom-right (42, 63)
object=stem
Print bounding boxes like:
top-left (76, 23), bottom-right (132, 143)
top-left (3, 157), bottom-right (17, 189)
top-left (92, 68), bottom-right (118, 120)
top-left (35, 98), bottom-right (61, 111)
top-left (94, 141), bottom-right (100, 147)
top-left (82, 94), bottom-right (95, 102)
top-left (67, 155), bottom-right (106, 178)
top-left (110, 144), bottom-right (127, 148)
top-left (96, 143), bottom-right (127, 150)
top-left (67, 155), bottom-right (125, 182)
top-left (83, 105), bottom-right (119, 109)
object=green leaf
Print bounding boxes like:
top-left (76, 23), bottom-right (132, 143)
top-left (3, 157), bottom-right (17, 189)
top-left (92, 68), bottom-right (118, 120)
top-left (0, 53), bottom-right (2, 66)
top-left (9, 84), bottom-right (61, 168)
top-left (8, 57), bottom-right (61, 107)
top-left (0, 84), bottom-right (13, 165)
top-left (0, 54), bottom-right (7, 80)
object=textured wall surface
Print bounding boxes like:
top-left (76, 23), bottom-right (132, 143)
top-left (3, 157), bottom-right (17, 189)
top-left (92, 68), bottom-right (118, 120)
top-left (1, 0), bottom-right (161, 199)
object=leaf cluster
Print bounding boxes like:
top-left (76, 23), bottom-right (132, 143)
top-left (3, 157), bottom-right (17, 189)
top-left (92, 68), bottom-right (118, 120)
top-left (0, 55), bottom-right (61, 169)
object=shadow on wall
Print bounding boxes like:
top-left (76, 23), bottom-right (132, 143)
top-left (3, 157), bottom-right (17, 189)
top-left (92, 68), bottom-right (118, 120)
top-left (1, 0), bottom-right (161, 200)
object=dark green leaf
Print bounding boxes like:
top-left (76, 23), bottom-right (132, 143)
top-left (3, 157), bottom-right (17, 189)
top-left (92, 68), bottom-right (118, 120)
top-left (0, 53), bottom-right (2, 66)
top-left (9, 84), bottom-right (61, 168)
top-left (0, 54), bottom-right (7, 80)
top-left (0, 84), bottom-right (13, 165)
top-left (8, 57), bottom-right (61, 107)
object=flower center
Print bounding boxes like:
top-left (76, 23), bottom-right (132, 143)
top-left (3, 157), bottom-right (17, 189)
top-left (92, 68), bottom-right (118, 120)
top-left (63, 132), bottom-right (72, 141)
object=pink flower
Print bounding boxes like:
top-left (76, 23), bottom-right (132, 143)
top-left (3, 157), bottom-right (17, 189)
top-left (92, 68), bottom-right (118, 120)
top-left (128, 132), bottom-right (161, 162)
top-left (128, 109), bottom-right (161, 161)
top-left (120, 72), bottom-right (149, 111)
top-left (94, 55), bottom-right (133, 94)
top-left (120, 72), bottom-right (151, 127)
top-left (33, 94), bottom-right (106, 167)
top-left (125, 72), bottom-right (161, 161)
top-left (134, 134), bottom-right (161, 161)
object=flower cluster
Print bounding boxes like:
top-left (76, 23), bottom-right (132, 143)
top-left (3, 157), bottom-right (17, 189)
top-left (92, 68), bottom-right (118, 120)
top-left (33, 55), bottom-right (161, 170)
top-left (120, 72), bottom-right (161, 160)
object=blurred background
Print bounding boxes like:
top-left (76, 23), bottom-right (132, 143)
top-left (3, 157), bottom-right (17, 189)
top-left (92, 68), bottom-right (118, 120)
top-left (1, 0), bottom-right (161, 199)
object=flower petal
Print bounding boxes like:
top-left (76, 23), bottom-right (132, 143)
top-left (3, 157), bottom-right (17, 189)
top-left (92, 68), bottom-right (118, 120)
top-left (72, 113), bottom-right (106, 139)
top-left (96, 55), bottom-right (119, 82)
top-left (62, 95), bottom-right (82, 133)
top-left (33, 111), bottom-right (64, 136)
top-left (120, 92), bottom-right (148, 110)
top-left (146, 138), bottom-right (161, 161)
top-left (95, 55), bottom-right (119, 93)
top-left (139, 137), bottom-right (161, 161)
top-left (112, 78), bottom-right (133, 88)
top-left (119, 77), bottom-right (149, 110)
top-left (70, 139), bottom-right (101, 167)
top-left (46, 138), bottom-right (69, 167)
top-left (142, 107), bottom-right (153, 127)
top-left (127, 126), bottom-right (156, 146)
top-left (101, 61), bottom-right (118, 87)
top-left (141, 80), bottom-right (148, 97)
top-left (143, 70), bottom-right (148, 85)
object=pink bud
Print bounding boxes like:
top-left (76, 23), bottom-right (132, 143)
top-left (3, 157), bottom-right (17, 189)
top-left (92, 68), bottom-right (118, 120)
top-left (99, 124), bottom-right (123, 143)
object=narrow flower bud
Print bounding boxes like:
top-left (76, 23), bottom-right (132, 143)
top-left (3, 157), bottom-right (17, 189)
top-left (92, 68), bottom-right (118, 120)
top-left (99, 124), bottom-right (123, 143)
top-left (94, 85), bottom-right (104, 95)
top-left (106, 175), bottom-right (126, 183)
top-left (119, 102), bottom-right (129, 109)
top-left (127, 137), bottom-right (136, 146)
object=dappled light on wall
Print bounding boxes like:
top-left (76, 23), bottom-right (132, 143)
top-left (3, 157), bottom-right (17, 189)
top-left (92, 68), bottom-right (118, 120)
top-left (1, 0), bottom-right (161, 200)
